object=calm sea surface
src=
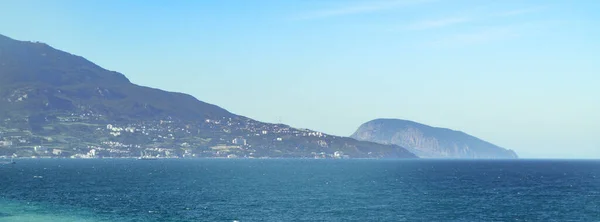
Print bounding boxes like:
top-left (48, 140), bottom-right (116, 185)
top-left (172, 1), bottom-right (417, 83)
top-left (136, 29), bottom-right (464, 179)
top-left (0, 159), bottom-right (599, 221)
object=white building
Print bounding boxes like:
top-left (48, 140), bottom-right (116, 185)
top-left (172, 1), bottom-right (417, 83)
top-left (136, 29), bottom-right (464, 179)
top-left (52, 149), bottom-right (63, 155)
top-left (334, 151), bottom-right (343, 158)
top-left (232, 138), bottom-right (247, 146)
top-left (0, 141), bottom-right (12, 147)
top-left (34, 146), bottom-right (48, 153)
top-left (88, 149), bottom-right (97, 157)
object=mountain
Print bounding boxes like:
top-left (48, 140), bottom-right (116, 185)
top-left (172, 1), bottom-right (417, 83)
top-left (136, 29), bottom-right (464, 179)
top-left (0, 34), bottom-right (416, 159)
top-left (350, 119), bottom-right (518, 159)
top-left (0, 34), bottom-right (232, 121)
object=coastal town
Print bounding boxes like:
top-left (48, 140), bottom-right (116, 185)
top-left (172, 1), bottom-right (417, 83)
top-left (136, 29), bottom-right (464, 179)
top-left (0, 112), bottom-right (353, 159)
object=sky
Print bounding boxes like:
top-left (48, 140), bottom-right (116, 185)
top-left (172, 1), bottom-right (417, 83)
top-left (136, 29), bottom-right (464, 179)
top-left (1, 0), bottom-right (599, 158)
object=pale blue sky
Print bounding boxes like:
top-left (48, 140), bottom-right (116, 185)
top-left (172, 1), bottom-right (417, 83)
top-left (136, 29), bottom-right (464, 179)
top-left (1, 0), bottom-right (599, 158)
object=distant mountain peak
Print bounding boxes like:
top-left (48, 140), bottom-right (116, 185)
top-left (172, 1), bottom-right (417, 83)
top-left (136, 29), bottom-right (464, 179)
top-left (351, 118), bottom-right (518, 159)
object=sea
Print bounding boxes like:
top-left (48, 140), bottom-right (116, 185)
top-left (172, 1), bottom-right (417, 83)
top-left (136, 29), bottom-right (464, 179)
top-left (0, 159), bottom-right (599, 221)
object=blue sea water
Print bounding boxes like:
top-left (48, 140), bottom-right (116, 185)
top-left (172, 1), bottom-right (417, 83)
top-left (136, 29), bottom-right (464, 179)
top-left (0, 159), bottom-right (599, 221)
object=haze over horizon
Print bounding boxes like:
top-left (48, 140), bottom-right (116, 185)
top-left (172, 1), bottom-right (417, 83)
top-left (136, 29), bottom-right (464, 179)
top-left (1, 0), bottom-right (599, 158)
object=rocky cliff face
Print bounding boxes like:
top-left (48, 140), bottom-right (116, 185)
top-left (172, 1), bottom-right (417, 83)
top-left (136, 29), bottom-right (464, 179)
top-left (351, 119), bottom-right (518, 159)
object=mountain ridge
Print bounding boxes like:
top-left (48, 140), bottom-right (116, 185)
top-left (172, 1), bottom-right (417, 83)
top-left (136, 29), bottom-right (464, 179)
top-left (0, 34), bottom-right (416, 159)
top-left (0, 34), bottom-right (234, 120)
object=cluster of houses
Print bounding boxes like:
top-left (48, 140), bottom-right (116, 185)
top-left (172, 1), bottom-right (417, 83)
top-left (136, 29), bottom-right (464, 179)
top-left (0, 113), bottom-right (343, 158)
